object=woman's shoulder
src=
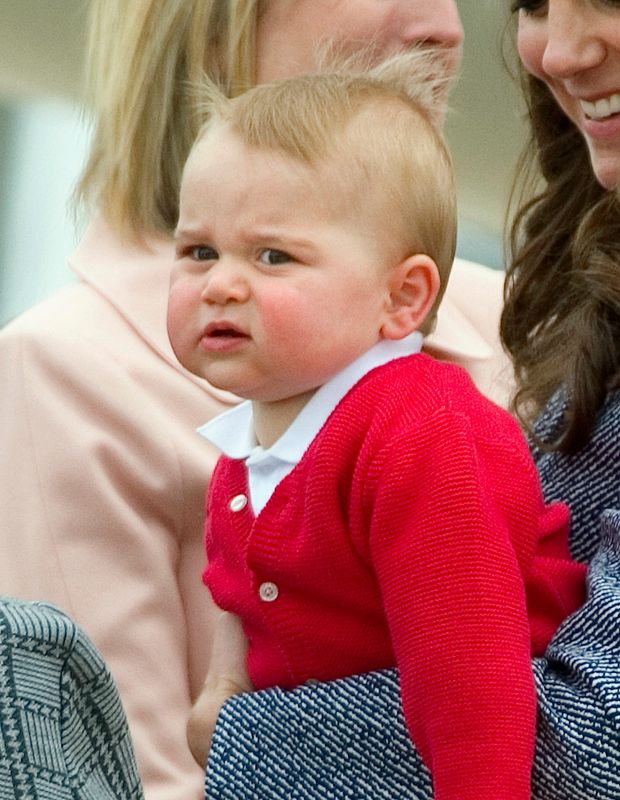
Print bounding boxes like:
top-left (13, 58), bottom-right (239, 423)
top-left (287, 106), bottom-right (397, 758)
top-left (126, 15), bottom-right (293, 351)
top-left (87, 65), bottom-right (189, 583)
top-left (534, 389), bottom-right (620, 563)
top-left (2, 281), bottom-right (116, 342)
top-left (450, 257), bottom-right (505, 286)
top-left (445, 257), bottom-right (505, 336)
top-left (425, 257), bottom-right (513, 408)
top-left (0, 280), bottom-right (156, 390)
top-left (535, 388), bottom-right (620, 450)
top-left (2, 214), bottom-right (180, 380)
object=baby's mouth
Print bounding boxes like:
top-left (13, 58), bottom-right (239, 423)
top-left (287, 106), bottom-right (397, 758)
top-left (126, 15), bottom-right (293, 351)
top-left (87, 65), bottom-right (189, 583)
top-left (203, 322), bottom-right (249, 340)
top-left (210, 328), bottom-right (244, 338)
top-left (200, 322), bottom-right (250, 353)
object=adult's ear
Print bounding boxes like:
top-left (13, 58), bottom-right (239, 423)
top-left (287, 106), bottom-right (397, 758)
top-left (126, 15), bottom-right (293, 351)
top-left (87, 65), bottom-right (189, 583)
top-left (380, 254), bottom-right (440, 340)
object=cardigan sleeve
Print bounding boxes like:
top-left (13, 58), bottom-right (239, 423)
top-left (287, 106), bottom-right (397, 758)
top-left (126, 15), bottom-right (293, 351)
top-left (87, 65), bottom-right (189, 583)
top-left (365, 409), bottom-right (536, 800)
top-left (205, 510), bottom-right (620, 800)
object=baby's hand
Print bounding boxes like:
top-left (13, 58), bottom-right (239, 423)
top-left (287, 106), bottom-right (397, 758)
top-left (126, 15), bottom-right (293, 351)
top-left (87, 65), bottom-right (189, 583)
top-left (187, 611), bottom-right (252, 767)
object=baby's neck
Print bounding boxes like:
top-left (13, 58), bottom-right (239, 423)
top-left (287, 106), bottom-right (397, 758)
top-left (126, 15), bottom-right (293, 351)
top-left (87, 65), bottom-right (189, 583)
top-left (252, 390), bottom-right (317, 449)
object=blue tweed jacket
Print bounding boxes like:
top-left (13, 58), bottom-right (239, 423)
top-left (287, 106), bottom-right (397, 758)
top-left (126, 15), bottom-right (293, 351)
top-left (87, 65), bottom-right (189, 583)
top-left (0, 598), bottom-right (143, 799)
top-left (206, 389), bottom-right (620, 800)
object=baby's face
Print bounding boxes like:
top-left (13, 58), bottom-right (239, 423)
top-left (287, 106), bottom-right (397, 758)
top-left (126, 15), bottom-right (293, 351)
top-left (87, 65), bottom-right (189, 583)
top-left (168, 127), bottom-right (396, 404)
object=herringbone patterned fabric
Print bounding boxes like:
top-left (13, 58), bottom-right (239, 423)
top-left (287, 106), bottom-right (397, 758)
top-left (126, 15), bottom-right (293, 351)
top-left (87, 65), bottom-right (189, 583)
top-left (0, 599), bottom-right (143, 800)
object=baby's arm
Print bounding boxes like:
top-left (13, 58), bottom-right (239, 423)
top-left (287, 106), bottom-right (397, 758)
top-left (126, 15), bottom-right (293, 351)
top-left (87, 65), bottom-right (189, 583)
top-left (187, 612), bottom-right (252, 768)
top-left (204, 511), bottom-right (620, 800)
top-left (367, 409), bottom-right (537, 800)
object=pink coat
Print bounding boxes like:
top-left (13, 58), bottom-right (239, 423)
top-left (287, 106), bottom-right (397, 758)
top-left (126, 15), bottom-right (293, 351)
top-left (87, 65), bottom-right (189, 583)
top-left (0, 215), bottom-right (512, 800)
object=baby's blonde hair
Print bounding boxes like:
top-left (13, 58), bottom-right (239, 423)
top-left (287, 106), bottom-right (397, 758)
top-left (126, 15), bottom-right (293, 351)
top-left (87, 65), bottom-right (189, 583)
top-left (199, 50), bottom-right (457, 321)
top-left (76, 0), bottom-right (261, 238)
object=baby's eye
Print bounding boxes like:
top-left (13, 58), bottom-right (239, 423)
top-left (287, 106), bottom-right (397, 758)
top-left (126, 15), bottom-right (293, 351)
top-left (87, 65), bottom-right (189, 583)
top-left (191, 245), bottom-right (218, 261)
top-left (258, 249), bottom-right (291, 266)
top-left (510, 0), bottom-right (547, 13)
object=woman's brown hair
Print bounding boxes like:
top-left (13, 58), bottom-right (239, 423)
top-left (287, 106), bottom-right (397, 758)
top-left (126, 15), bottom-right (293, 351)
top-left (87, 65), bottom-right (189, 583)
top-left (501, 71), bottom-right (620, 453)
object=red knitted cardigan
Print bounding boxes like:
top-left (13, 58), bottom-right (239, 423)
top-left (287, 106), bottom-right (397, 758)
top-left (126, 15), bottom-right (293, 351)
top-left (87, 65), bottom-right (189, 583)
top-left (204, 354), bottom-right (586, 800)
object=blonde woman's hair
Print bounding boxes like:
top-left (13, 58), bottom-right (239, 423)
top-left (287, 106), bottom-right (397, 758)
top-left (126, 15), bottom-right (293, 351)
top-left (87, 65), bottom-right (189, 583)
top-left (198, 50), bottom-right (457, 324)
top-left (75, 0), bottom-right (260, 238)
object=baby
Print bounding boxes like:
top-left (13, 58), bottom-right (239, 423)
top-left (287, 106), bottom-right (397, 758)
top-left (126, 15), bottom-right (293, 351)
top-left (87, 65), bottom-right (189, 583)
top-left (168, 57), bottom-right (586, 800)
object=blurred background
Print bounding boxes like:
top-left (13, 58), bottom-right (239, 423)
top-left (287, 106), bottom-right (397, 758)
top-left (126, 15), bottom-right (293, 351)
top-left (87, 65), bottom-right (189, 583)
top-left (0, 0), bottom-right (525, 327)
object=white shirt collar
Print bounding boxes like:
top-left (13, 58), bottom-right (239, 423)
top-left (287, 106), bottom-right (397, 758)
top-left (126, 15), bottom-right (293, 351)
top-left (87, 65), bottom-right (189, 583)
top-left (198, 331), bottom-right (423, 462)
top-left (199, 331), bottom-right (423, 515)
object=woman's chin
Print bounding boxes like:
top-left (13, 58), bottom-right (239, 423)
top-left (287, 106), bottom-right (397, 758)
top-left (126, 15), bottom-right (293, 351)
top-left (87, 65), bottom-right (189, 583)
top-left (588, 150), bottom-right (620, 191)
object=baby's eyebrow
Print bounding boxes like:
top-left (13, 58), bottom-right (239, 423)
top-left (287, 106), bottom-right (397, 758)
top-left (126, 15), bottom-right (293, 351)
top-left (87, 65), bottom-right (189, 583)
top-left (246, 228), bottom-right (316, 251)
top-left (174, 223), bottom-right (208, 243)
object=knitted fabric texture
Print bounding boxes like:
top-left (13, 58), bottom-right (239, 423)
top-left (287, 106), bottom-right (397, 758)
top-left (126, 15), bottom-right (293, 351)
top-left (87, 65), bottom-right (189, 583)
top-left (0, 597), bottom-right (143, 800)
top-left (205, 390), bottom-right (620, 800)
top-left (204, 354), bottom-right (585, 800)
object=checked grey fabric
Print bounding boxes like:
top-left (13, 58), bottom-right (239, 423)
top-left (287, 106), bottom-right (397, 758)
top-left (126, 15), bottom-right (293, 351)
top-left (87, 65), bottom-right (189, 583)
top-left (206, 390), bottom-right (620, 800)
top-left (0, 598), bottom-right (143, 800)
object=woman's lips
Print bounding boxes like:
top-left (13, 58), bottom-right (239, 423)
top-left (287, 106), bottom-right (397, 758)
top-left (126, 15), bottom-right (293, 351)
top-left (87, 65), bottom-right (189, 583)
top-left (578, 92), bottom-right (620, 140)
top-left (581, 111), bottom-right (620, 141)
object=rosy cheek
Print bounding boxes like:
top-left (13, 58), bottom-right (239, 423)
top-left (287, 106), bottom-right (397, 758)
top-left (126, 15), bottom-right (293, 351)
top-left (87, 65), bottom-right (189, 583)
top-left (167, 285), bottom-right (198, 346)
top-left (257, 290), bottom-right (306, 340)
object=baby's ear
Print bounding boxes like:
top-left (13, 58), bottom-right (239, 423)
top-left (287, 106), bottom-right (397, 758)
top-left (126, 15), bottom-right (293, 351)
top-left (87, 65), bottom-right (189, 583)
top-left (381, 254), bottom-right (440, 340)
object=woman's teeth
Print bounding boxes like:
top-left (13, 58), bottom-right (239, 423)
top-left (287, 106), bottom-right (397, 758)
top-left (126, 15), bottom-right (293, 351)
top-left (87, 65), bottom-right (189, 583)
top-left (581, 93), bottom-right (620, 120)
